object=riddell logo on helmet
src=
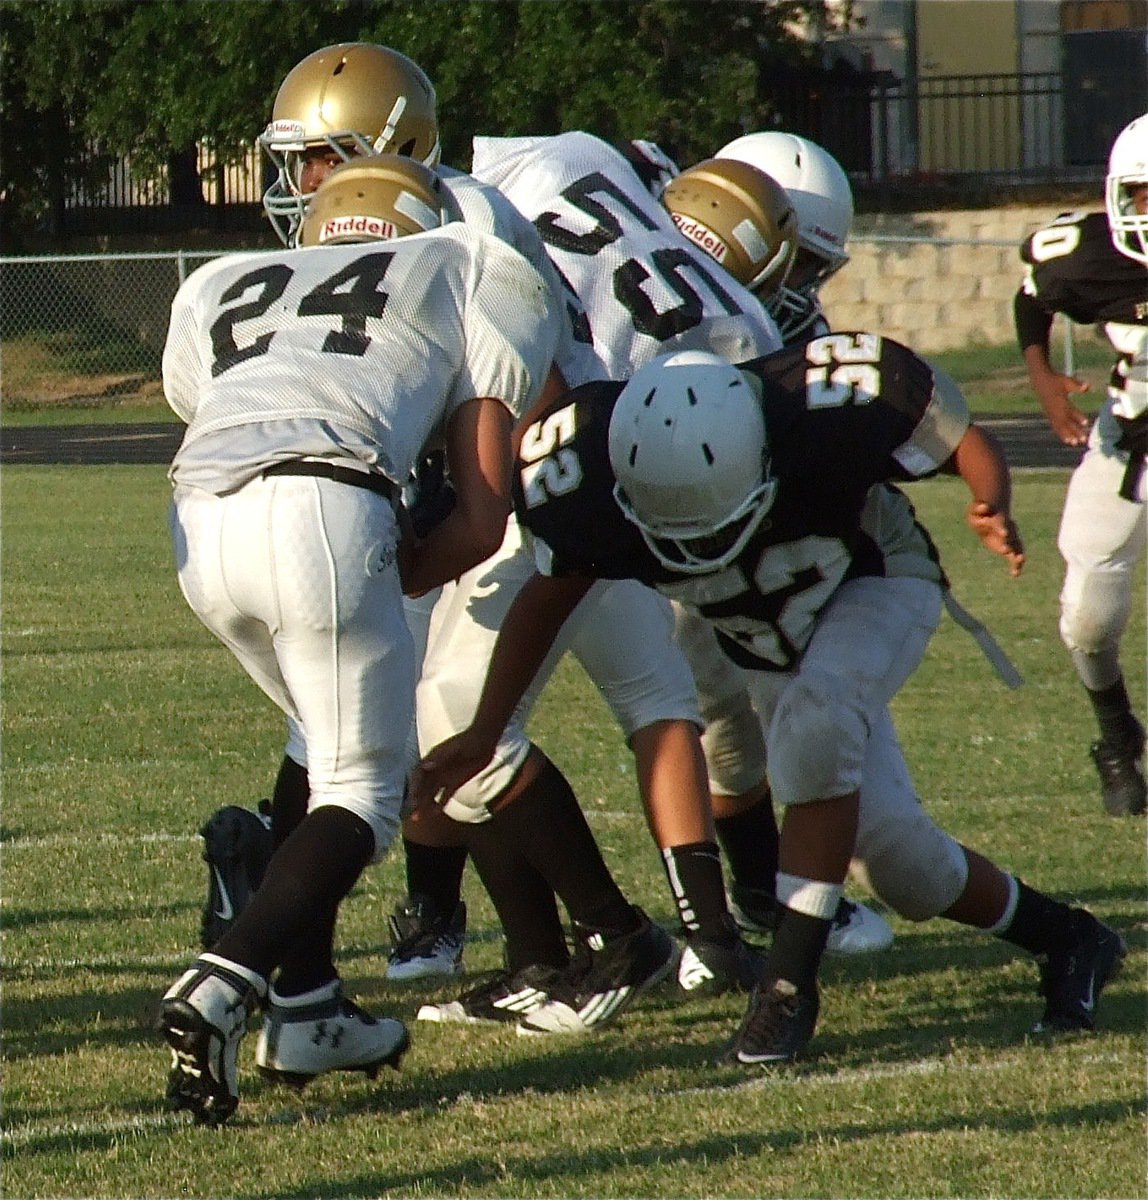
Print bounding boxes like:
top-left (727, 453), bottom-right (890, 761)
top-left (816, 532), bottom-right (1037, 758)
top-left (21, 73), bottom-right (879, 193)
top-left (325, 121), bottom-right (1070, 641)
top-left (266, 119), bottom-right (306, 140)
top-left (671, 214), bottom-right (728, 263)
top-left (319, 215), bottom-right (399, 242)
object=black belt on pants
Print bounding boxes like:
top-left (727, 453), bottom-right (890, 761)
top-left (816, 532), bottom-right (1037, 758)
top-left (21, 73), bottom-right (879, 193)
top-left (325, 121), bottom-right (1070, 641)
top-left (263, 460), bottom-right (397, 501)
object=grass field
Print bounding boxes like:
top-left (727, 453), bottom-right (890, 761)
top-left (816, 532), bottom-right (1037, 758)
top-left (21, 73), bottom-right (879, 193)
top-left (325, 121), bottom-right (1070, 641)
top-left (2, 458), bottom-right (1145, 1198)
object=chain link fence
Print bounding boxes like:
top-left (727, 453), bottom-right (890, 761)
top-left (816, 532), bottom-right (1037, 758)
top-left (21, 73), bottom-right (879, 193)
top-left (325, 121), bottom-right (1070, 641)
top-left (1, 232), bottom-right (1077, 411)
top-left (0, 252), bottom-right (223, 409)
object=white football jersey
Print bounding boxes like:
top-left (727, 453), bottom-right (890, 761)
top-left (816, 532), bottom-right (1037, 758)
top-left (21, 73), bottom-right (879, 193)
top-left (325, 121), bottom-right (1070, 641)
top-left (164, 223), bottom-right (560, 494)
top-left (471, 131), bottom-right (782, 381)
top-left (441, 166), bottom-right (602, 388)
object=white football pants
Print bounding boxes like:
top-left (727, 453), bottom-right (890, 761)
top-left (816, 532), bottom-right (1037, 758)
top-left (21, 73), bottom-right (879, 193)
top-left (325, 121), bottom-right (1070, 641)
top-left (171, 475), bottom-right (412, 858)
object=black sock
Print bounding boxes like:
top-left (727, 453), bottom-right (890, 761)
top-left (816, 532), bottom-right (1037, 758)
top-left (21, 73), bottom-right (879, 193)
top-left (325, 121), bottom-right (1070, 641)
top-left (465, 824), bottom-right (570, 972)
top-left (489, 752), bottom-right (639, 939)
top-left (403, 839), bottom-right (468, 916)
top-left (270, 755), bottom-right (310, 850)
top-left (661, 841), bottom-right (735, 943)
top-left (1086, 678), bottom-right (1142, 747)
top-left (214, 805), bottom-right (373, 981)
top-left (767, 907), bottom-right (831, 990)
top-left (996, 879), bottom-right (1072, 958)
top-left (714, 798), bottom-right (779, 896)
top-left (273, 904), bottom-right (337, 997)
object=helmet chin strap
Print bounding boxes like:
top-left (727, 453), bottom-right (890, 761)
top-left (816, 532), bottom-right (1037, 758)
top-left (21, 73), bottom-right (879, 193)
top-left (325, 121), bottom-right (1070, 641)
top-left (372, 96), bottom-right (407, 153)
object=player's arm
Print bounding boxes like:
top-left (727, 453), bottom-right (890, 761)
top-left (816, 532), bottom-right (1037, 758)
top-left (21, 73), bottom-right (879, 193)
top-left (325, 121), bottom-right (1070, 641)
top-left (512, 365), bottom-right (570, 456)
top-left (400, 396), bottom-right (514, 597)
top-left (1014, 284), bottom-right (1091, 447)
top-left (410, 570), bottom-right (594, 805)
top-left (940, 421), bottom-right (1026, 577)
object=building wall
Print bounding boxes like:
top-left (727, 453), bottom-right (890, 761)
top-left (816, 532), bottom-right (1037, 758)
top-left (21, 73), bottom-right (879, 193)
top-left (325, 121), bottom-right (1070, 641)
top-left (820, 202), bottom-right (1092, 352)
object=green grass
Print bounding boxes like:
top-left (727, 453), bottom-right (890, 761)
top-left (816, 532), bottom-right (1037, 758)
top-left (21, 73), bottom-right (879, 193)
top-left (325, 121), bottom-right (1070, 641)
top-left (0, 328), bottom-right (1117, 427)
top-left (2, 466), bottom-right (1145, 1199)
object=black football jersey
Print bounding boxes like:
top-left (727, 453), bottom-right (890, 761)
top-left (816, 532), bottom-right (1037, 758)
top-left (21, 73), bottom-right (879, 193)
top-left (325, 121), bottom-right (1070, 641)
top-left (1020, 211), bottom-right (1148, 327)
top-left (514, 333), bottom-right (954, 671)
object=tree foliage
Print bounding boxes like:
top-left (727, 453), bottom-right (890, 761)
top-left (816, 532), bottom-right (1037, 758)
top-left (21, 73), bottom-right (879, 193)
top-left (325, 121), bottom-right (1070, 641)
top-left (1, 0), bottom-right (849, 241)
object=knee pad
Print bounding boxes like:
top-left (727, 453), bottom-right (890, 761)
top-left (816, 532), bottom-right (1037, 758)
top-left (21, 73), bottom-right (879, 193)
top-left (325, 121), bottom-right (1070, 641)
top-left (1059, 569), bottom-right (1131, 659)
top-left (766, 670), bottom-right (868, 806)
top-left (309, 794), bottom-right (400, 865)
top-left (852, 805), bottom-right (968, 921)
top-left (701, 697), bottom-right (768, 798)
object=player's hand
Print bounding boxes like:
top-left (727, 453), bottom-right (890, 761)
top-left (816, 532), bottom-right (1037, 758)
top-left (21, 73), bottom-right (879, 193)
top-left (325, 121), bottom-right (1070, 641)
top-left (967, 501), bottom-right (1026, 577)
top-left (410, 728), bottom-right (498, 808)
top-left (1033, 370), bottom-right (1091, 446)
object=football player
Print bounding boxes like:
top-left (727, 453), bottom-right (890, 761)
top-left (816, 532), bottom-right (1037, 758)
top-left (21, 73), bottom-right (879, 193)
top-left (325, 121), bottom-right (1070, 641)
top-left (157, 155), bottom-right (563, 1123)
top-left (658, 146), bottom-right (896, 954)
top-left (255, 45), bottom-right (766, 1017)
top-left (1013, 112), bottom-right (1148, 817)
top-left (410, 129), bottom-right (793, 1028)
top-left (716, 130), bottom-right (854, 344)
top-left (414, 344), bottom-right (1126, 1064)
top-left (246, 42), bottom-right (603, 985)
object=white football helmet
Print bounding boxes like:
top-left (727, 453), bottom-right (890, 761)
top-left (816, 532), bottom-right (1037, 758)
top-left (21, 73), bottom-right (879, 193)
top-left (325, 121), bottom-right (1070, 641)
top-left (297, 155), bottom-right (447, 247)
top-left (716, 132), bottom-right (853, 340)
top-left (607, 350), bottom-right (777, 574)
top-left (1105, 113), bottom-right (1148, 265)
top-left (260, 42), bottom-right (440, 245)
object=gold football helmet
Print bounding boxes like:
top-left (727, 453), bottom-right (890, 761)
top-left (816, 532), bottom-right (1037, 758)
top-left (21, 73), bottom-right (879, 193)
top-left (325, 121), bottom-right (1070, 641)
top-left (662, 157), bottom-right (798, 306)
top-left (261, 42), bottom-right (440, 244)
top-left (297, 155), bottom-right (447, 247)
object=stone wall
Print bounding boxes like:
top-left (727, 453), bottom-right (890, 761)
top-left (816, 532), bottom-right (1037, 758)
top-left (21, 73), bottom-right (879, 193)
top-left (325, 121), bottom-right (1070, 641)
top-left (819, 204), bottom-right (1097, 352)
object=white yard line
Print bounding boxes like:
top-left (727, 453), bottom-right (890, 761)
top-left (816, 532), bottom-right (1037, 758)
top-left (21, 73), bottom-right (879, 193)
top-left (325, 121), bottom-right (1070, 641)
top-left (1, 1051), bottom-right (1129, 1148)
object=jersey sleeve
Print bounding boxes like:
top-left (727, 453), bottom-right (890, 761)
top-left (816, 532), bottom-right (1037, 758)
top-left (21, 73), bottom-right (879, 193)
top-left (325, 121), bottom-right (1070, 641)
top-left (513, 381), bottom-right (654, 580)
top-left (442, 168), bottom-right (600, 389)
top-left (450, 229), bottom-right (563, 422)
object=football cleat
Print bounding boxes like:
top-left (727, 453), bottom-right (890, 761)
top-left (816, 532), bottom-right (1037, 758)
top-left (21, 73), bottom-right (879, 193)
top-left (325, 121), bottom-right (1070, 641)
top-left (158, 952), bottom-right (266, 1127)
top-left (826, 897), bottom-right (895, 955)
top-left (1031, 908), bottom-right (1127, 1035)
top-left (385, 893), bottom-right (466, 981)
top-left (729, 884), bottom-right (894, 956)
top-left (199, 802), bottom-right (274, 949)
top-left (255, 979), bottom-right (409, 1088)
top-left (416, 963), bottom-right (563, 1024)
top-left (1089, 720), bottom-right (1147, 817)
top-left (517, 909), bottom-right (678, 1035)
top-left (725, 976), bottom-right (819, 1066)
top-left (677, 935), bottom-right (766, 996)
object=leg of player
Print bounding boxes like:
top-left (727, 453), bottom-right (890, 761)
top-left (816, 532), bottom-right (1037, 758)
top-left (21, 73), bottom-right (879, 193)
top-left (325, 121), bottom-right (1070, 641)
top-left (454, 745), bottom-right (679, 1037)
top-left (677, 604), bottom-right (893, 956)
top-left (1057, 440), bottom-right (1146, 816)
top-left (385, 809), bottom-right (469, 982)
top-left (567, 580), bottom-right (764, 993)
top-left (630, 718), bottom-right (765, 995)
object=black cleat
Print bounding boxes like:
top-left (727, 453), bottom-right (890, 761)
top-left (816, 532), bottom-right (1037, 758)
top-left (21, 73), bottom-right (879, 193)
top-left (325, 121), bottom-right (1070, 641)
top-left (1032, 908), bottom-right (1127, 1034)
top-left (725, 976), bottom-right (820, 1066)
top-left (678, 934), bottom-right (766, 996)
top-left (518, 909), bottom-right (678, 1035)
top-left (385, 893), bottom-right (466, 981)
top-left (1089, 722), bottom-right (1147, 817)
top-left (417, 963), bottom-right (562, 1024)
top-left (199, 804), bottom-right (273, 949)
